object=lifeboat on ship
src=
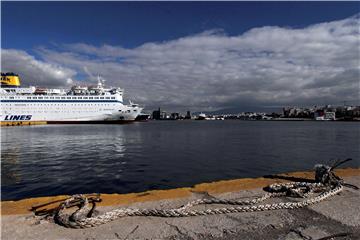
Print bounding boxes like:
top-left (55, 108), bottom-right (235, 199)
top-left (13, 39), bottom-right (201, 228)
top-left (71, 86), bottom-right (88, 95)
top-left (34, 87), bottom-right (48, 95)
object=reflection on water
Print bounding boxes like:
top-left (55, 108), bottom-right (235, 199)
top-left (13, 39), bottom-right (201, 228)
top-left (1, 121), bottom-right (359, 200)
top-left (1, 147), bottom-right (22, 185)
top-left (1, 125), bottom-right (130, 200)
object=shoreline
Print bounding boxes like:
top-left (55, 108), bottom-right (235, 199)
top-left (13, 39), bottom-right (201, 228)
top-left (1, 119), bottom-right (359, 127)
top-left (2, 168), bottom-right (360, 240)
top-left (2, 167), bottom-right (359, 216)
top-left (0, 120), bottom-right (136, 127)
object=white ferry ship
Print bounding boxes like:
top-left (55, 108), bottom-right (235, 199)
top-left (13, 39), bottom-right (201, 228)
top-left (0, 72), bottom-right (143, 125)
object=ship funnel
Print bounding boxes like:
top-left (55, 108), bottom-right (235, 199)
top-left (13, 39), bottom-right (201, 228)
top-left (1, 72), bottom-right (21, 87)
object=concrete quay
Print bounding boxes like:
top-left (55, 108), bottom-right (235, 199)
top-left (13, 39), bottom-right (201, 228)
top-left (1, 168), bottom-right (360, 240)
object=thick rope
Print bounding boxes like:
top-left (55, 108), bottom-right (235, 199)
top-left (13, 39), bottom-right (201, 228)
top-left (53, 160), bottom-right (353, 229)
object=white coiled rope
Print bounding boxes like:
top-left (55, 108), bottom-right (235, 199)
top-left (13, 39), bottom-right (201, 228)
top-left (53, 160), bottom-right (353, 229)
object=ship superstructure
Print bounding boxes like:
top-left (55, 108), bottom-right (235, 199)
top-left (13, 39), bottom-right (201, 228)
top-left (0, 73), bottom-right (143, 124)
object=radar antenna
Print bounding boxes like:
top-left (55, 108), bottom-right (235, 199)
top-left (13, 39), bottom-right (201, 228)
top-left (97, 75), bottom-right (106, 87)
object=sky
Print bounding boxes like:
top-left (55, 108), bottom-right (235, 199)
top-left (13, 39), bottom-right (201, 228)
top-left (1, 2), bottom-right (360, 112)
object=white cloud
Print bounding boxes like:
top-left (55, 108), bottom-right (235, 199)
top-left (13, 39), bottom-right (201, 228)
top-left (1, 49), bottom-right (76, 87)
top-left (2, 14), bottom-right (359, 111)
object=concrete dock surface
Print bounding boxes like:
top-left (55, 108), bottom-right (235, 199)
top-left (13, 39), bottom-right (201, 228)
top-left (1, 169), bottom-right (360, 240)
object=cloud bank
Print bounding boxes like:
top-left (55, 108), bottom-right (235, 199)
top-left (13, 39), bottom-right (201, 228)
top-left (1, 49), bottom-right (75, 87)
top-left (2, 15), bottom-right (359, 111)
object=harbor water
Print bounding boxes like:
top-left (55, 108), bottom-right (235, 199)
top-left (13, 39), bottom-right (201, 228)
top-left (1, 121), bottom-right (359, 200)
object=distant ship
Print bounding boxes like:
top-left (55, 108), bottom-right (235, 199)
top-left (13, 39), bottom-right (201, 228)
top-left (0, 72), bottom-right (143, 124)
top-left (196, 113), bottom-right (207, 120)
top-left (195, 113), bottom-right (224, 121)
top-left (135, 113), bottom-right (150, 121)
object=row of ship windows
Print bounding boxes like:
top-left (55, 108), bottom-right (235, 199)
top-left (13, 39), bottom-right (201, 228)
top-left (5, 110), bottom-right (132, 113)
top-left (4, 110), bottom-right (115, 115)
top-left (6, 96), bottom-right (117, 100)
top-left (11, 103), bottom-right (116, 106)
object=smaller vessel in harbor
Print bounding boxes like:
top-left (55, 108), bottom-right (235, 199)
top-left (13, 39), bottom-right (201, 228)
top-left (135, 113), bottom-right (150, 121)
top-left (196, 113), bottom-right (207, 120)
top-left (195, 113), bottom-right (223, 120)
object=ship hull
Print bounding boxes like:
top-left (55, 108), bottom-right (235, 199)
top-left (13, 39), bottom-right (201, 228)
top-left (47, 120), bottom-right (135, 124)
top-left (1, 95), bottom-right (142, 123)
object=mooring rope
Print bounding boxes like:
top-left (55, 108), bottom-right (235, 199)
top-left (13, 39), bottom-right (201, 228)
top-left (52, 159), bottom-right (354, 229)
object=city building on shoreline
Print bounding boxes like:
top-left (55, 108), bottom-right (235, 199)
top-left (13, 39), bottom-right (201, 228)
top-left (283, 105), bottom-right (360, 121)
top-left (150, 104), bottom-right (360, 121)
top-left (151, 108), bottom-right (192, 120)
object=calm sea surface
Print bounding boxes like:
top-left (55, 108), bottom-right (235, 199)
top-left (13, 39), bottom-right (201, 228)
top-left (1, 121), bottom-right (359, 200)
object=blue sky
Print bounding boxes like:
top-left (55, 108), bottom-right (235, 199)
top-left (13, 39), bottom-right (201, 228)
top-left (2, 2), bottom-right (359, 50)
top-left (1, 2), bottom-right (360, 111)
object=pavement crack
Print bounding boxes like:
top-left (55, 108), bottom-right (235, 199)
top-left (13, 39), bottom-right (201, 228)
top-left (114, 232), bottom-right (121, 239)
top-left (316, 232), bottom-right (352, 240)
top-left (165, 221), bottom-right (194, 239)
top-left (165, 221), bottom-right (185, 235)
top-left (290, 229), bottom-right (312, 240)
top-left (123, 225), bottom-right (139, 240)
